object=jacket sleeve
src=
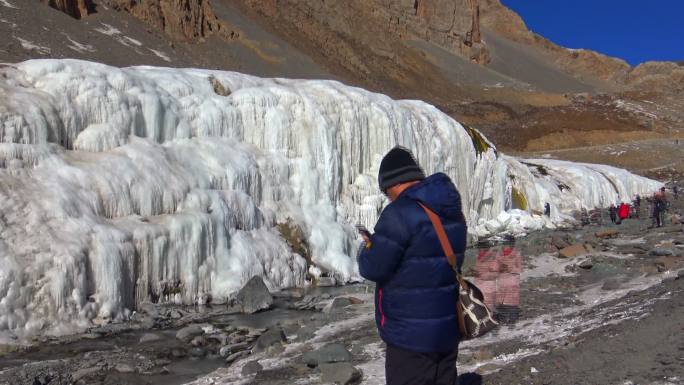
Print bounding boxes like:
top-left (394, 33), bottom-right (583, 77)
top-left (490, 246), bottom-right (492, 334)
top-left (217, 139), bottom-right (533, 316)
top-left (357, 205), bottom-right (409, 284)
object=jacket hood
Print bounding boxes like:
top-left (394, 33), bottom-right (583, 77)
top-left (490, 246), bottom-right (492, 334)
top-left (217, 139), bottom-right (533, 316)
top-left (400, 173), bottom-right (464, 221)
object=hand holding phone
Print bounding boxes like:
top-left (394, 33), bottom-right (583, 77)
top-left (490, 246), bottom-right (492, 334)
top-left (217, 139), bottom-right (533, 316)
top-left (356, 224), bottom-right (371, 241)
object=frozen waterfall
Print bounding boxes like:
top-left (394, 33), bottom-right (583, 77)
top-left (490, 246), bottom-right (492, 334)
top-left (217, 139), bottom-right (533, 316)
top-left (0, 59), bottom-right (661, 339)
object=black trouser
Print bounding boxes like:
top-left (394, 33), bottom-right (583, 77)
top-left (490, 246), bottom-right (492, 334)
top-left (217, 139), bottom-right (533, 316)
top-left (385, 343), bottom-right (459, 385)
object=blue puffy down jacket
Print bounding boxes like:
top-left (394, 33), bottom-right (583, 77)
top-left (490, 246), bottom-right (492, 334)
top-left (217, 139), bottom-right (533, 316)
top-left (358, 173), bottom-right (467, 353)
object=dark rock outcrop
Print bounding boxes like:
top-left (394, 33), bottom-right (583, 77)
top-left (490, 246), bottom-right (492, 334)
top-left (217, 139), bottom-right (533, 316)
top-left (43, 0), bottom-right (93, 19)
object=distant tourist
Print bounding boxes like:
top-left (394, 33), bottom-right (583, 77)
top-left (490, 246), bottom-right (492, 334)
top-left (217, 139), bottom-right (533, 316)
top-left (544, 202), bottom-right (551, 217)
top-left (653, 188), bottom-right (668, 227)
top-left (609, 204), bottom-right (617, 223)
top-left (358, 146), bottom-right (466, 385)
top-left (617, 202), bottom-right (630, 224)
top-left (673, 185), bottom-right (679, 200)
top-left (580, 207), bottom-right (589, 226)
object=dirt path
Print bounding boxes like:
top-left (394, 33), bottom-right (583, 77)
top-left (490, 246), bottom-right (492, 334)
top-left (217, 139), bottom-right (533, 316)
top-left (483, 275), bottom-right (684, 385)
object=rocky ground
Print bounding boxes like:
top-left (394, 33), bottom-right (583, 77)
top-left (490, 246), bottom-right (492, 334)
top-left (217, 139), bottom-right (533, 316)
top-left (1, 187), bottom-right (684, 385)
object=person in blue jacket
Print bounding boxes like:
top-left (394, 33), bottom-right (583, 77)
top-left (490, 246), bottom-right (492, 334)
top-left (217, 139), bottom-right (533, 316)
top-left (358, 146), bottom-right (467, 385)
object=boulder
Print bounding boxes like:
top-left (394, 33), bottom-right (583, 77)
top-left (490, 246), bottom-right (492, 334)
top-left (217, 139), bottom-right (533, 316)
top-left (578, 259), bottom-right (594, 269)
top-left (139, 333), bottom-right (162, 344)
top-left (241, 360), bottom-right (263, 376)
top-left (253, 327), bottom-right (287, 352)
top-left (558, 244), bottom-right (587, 258)
top-left (320, 362), bottom-right (362, 384)
top-left (347, 297), bottom-right (364, 305)
top-left (225, 350), bottom-right (250, 364)
top-left (219, 342), bottom-right (250, 357)
top-left (324, 297), bottom-right (352, 313)
top-left (176, 324), bottom-right (204, 342)
top-left (650, 248), bottom-right (678, 257)
top-left (236, 276), bottom-right (273, 314)
top-left (302, 343), bottom-right (352, 368)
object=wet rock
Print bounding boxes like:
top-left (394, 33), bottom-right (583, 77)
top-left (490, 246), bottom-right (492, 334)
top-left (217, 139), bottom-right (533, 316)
top-left (241, 360), bottom-right (263, 375)
top-left (320, 362), bottom-right (362, 384)
top-left (302, 343), bottom-right (352, 368)
top-left (253, 327), bottom-right (287, 352)
top-left (324, 297), bottom-right (352, 313)
top-left (160, 366), bottom-right (170, 375)
top-left (236, 276), bottom-right (273, 314)
top-left (595, 229), bottom-right (617, 239)
top-left (205, 332), bottom-right (230, 346)
top-left (578, 259), bottom-right (594, 269)
top-left (316, 277), bottom-right (337, 287)
top-left (220, 342), bottom-right (250, 357)
top-left (139, 333), bottom-right (162, 344)
top-left (347, 297), bottom-right (364, 305)
top-left (650, 248), bottom-right (678, 257)
top-left (228, 334), bottom-right (247, 344)
top-left (678, 269), bottom-right (684, 279)
top-left (176, 324), bottom-right (204, 342)
top-left (558, 244), bottom-right (587, 258)
top-left (602, 278), bottom-right (622, 291)
top-left (189, 347), bottom-right (206, 357)
top-left (225, 350), bottom-right (250, 364)
top-left (114, 363), bottom-right (135, 373)
top-left (190, 336), bottom-right (206, 347)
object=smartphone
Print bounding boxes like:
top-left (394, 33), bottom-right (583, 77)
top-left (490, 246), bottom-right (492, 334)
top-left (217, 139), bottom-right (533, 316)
top-left (355, 224), bottom-right (371, 239)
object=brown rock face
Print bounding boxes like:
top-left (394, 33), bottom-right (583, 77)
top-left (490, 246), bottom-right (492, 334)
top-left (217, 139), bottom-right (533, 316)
top-left (626, 61), bottom-right (684, 94)
top-left (43, 0), bottom-right (93, 19)
top-left (106, 0), bottom-right (239, 42)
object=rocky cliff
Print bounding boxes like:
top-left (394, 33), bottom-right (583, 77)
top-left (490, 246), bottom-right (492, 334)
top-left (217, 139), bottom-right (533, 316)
top-left (104, 0), bottom-right (239, 42)
top-left (42, 0), bottom-right (93, 19)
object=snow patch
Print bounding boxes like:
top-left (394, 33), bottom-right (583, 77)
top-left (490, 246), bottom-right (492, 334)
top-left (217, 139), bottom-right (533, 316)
top-left (149, 49), bottom-right (171, 62)
top-left (95, 23), bottom-right (143, 48)
top-left (0, 0), bottom-right (17, 9)
top-left (15, 38), bottom-right (50, 54)
top-left (65, 34), bottom-right (95, 53)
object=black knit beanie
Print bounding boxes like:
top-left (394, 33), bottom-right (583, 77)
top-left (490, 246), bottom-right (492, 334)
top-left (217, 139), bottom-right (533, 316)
top-left (378, 146), bottom-right (426, 192)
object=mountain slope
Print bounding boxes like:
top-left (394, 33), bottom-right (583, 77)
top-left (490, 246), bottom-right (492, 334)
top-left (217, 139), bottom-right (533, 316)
top-left (1, 0), bottom-right (682, 156)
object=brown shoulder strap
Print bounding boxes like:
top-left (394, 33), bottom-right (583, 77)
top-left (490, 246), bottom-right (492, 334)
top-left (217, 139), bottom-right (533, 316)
top-left (418, 202), bottom-right (457, 269)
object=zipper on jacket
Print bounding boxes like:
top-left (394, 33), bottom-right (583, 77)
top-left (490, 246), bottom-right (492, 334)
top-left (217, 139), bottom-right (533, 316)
top-left (379, 288), bottom-right (386, 327)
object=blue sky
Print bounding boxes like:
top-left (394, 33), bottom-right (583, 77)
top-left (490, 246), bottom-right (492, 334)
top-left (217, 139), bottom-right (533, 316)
top-left (500, 0), bottom-right (684, 66)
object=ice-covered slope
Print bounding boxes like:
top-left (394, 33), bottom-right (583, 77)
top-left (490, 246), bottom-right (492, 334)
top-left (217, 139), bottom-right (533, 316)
top-left (0, 60), bottom-right (660, 339)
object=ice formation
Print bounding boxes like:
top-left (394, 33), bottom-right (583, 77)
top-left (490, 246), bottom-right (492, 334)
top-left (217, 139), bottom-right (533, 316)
top-left (0, 60), bottom-right (661, 339)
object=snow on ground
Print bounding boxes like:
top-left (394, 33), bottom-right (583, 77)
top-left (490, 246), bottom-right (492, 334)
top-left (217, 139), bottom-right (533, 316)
top-left (94, 23), bottom-right (143, 48)
top-left (64, 34), bottom-right (95, 53)
top-left (0, 0), bottom-right (17, 9)
top-left (0, 59), bottom-right (662, 339)
top-left (149, 48), bottom-right (171, 62)
top-left (14, 38), bottom-right (50, 54)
